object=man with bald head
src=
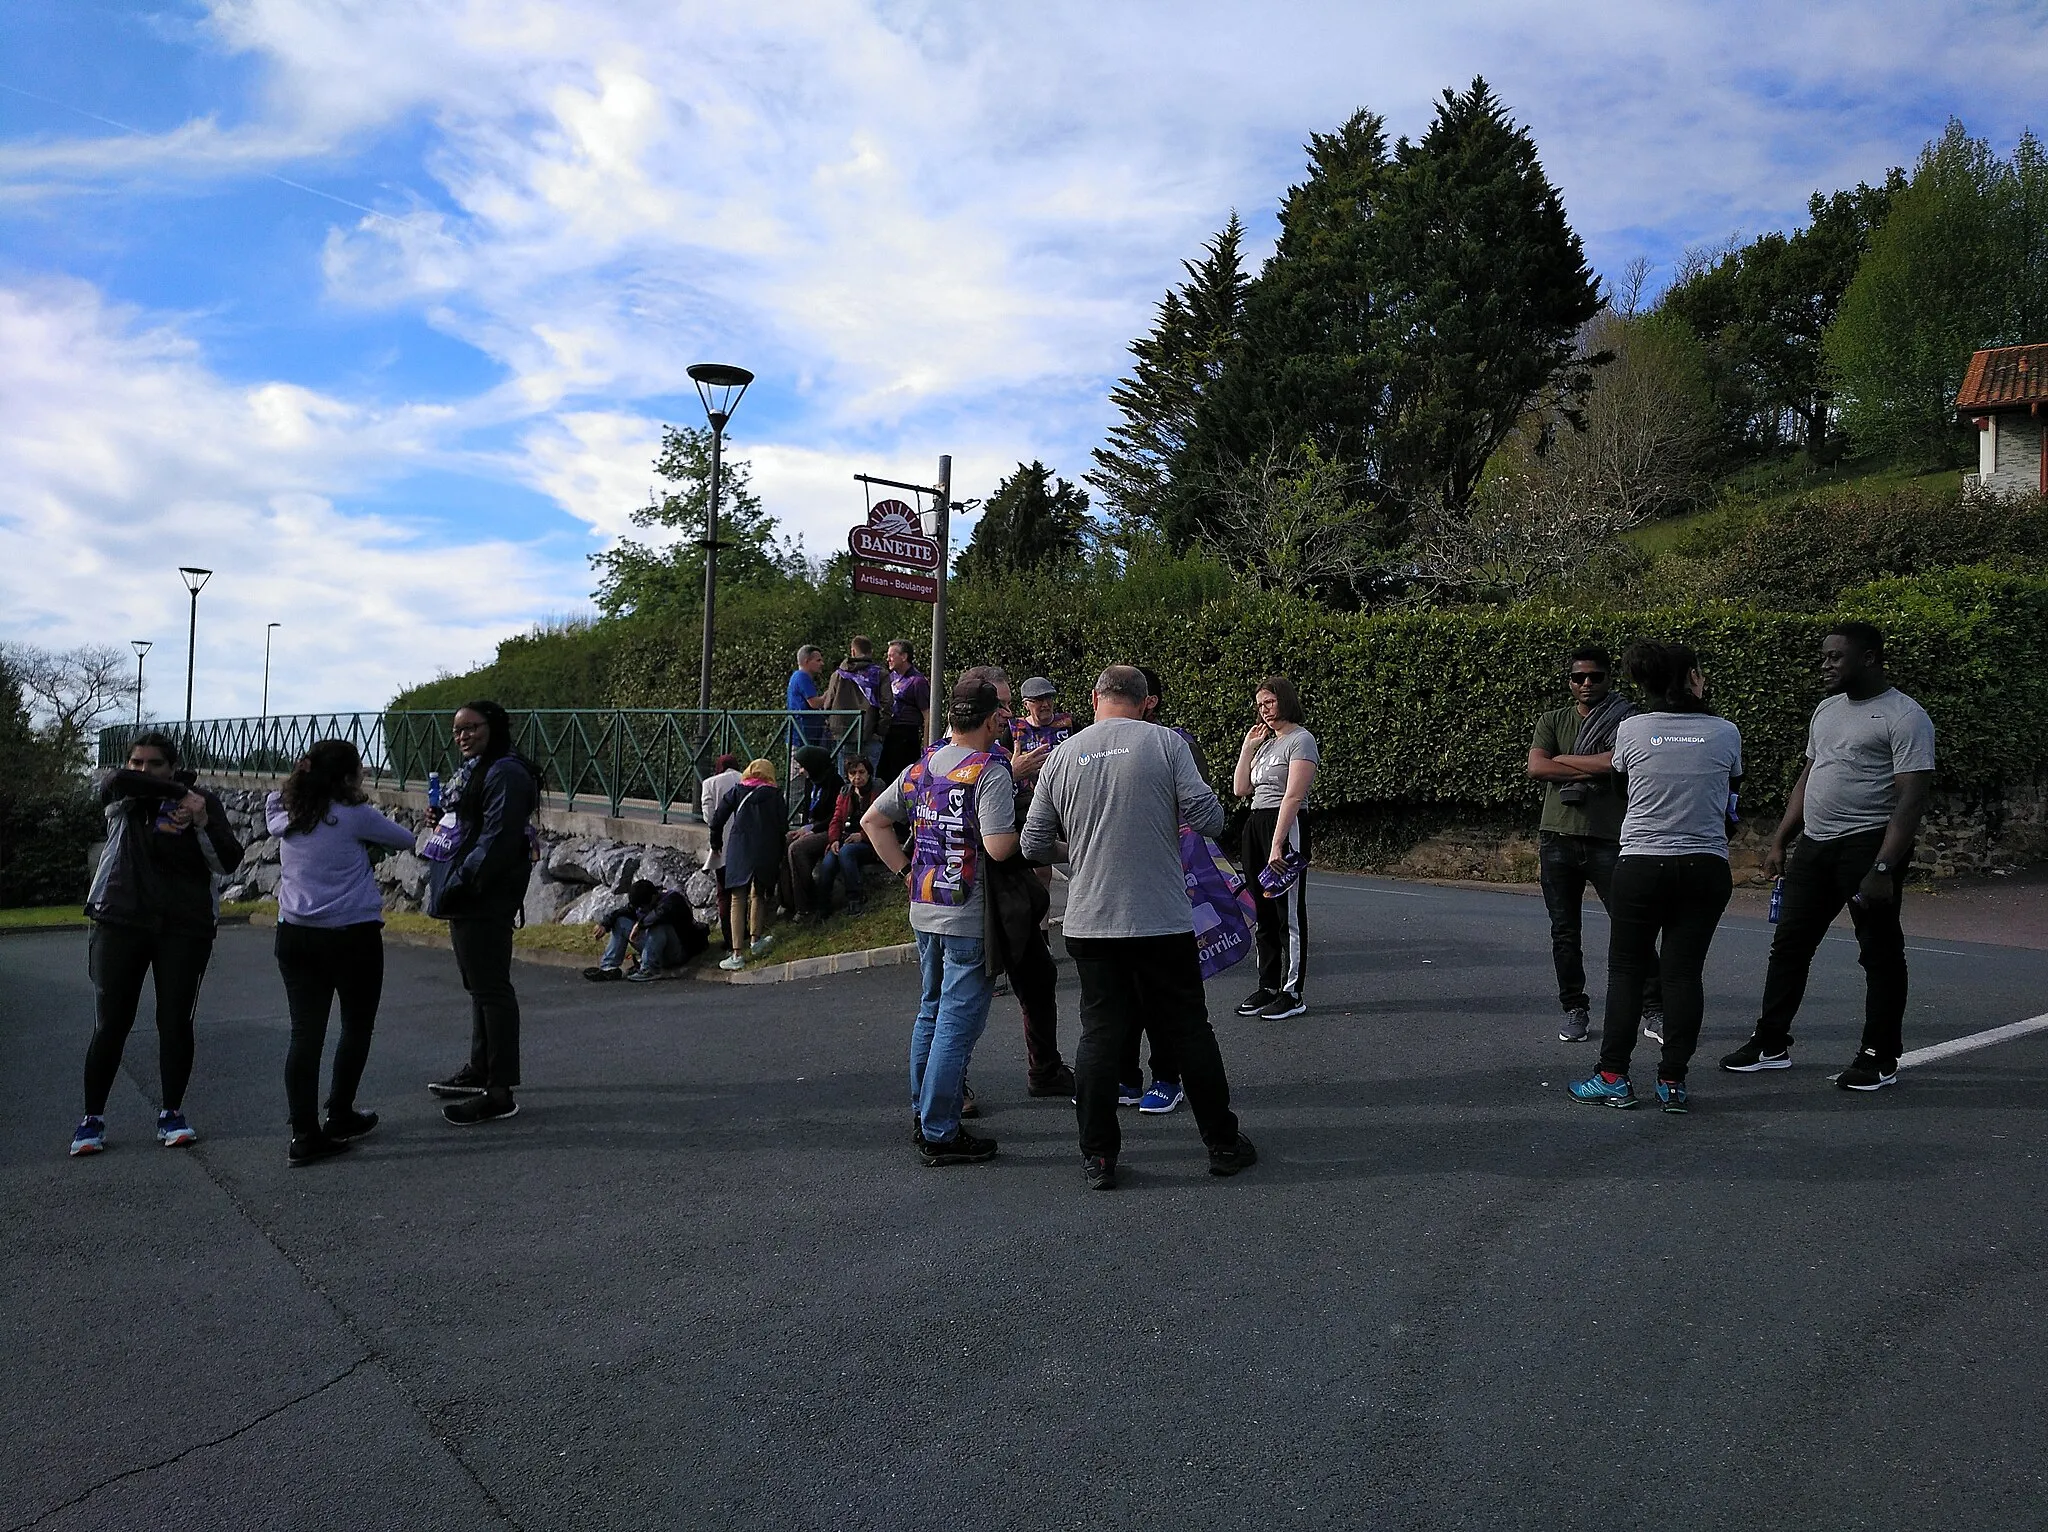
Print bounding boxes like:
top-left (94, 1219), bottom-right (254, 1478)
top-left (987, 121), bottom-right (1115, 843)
top-left (1022, 664), bottom-right (1257, 1190)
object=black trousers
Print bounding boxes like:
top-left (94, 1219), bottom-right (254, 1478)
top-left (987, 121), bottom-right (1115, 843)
top-left (1069, 932), bottom-right (1239, 1161)
top-left (1244, 808), bottom-right (1308, 997)
top-left (1595, 854), bottom-right (1732, 1082)
top-left (84, 922), bottom-right (214, 1116)
top-left (1754, 829), bottom-right (1907, 1064)
top-left (876, 724), bottom-right (925, 791)
top-left (276, 921), bottom-right (385, 1134)
top-left (449, 915), bottom-right (521, 1089)
top-left (1538, 831), bottom-right (1665, 1015)
top-left (1007, 923), bottom-right (1066, 1086)
top-left (785, 831), bottom-right (830, 914)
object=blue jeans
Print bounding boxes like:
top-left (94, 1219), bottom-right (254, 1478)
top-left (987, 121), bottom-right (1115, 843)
top-left (815, 841), bottom-right (875, 905)
top-left (601, 917), bottom-right (678, 972)
top-left (909, 931), bottom-right (994, 1142)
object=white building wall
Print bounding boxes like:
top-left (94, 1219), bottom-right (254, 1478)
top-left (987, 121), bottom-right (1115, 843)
top-left (1989, 413), bottom-right (2043, 495)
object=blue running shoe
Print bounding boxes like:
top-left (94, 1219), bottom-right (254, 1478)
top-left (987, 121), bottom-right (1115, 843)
top-left (1116, 1081), bottom-right (1145, 1108)
top-left (1568, 1072), bottom-right (1637, 1109)
top-left (156, 1109), bottom-right (198, 1147)
top-left (70, 1116), bottom-right (106, 1156)
top-left (1655, 1079), bottom-right (1688, 1113)
top-left (1138, 1079), bottom-right (1184, 1114)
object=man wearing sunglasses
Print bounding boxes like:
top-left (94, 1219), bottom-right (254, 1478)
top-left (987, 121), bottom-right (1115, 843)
top-left (1527, 646), bottom-right (1663, 1043)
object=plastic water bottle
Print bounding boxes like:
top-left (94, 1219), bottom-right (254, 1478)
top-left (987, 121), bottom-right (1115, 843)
top-left (1768, 876), bottom-right (1784, 923)
top-left (427, 771), bottom-right (442, 813)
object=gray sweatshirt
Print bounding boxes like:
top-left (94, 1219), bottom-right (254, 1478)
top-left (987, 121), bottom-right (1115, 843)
top-left (1022, 716), bottom-right (1224, 939)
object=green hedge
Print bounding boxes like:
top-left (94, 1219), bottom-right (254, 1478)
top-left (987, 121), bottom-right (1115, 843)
top-left (410, 568), bottom-right (2048, 824)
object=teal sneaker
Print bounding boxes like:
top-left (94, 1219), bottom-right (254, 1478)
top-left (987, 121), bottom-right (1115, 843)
top-left (1568, 1072), bottom-right (1637, 1109)
top-left (1655, 1079), bottom-right (1689, 1113)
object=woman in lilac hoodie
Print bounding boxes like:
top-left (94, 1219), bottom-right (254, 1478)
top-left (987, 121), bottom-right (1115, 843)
top-left (267, 740), bottom-right (416, 1166)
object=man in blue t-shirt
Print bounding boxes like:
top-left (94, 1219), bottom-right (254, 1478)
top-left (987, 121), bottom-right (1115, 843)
top-left (786, 645), bottom-right (828, 748)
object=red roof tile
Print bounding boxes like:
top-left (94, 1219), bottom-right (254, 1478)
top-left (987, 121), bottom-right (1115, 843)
top-left (1955, 343), bottom-right (2048, 412)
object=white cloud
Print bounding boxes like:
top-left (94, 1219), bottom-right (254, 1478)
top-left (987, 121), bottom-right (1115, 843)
top-left (0, 280), bottom-right (564, 714)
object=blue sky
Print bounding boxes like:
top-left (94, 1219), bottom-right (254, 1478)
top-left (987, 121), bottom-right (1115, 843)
top-left (3, 0), bottom-right (2044, 714)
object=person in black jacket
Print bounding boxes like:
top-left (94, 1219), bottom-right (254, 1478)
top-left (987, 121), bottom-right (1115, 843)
top-left (423, 700), bottom-right (539, 1124)
top-left (70, 731), bottom-right (244, 1156)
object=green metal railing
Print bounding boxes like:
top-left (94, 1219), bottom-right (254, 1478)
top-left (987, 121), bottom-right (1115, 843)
top-left (96, 709), bottom-right (867, 823)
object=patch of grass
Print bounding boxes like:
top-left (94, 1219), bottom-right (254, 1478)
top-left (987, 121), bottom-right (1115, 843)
top-left (0, 904), bottom-right (87, 929)
top-left (745, 899), bottom-right (913, 965)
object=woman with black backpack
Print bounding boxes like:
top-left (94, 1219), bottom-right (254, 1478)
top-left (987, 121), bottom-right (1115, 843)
top-left (423, 700), bottom-right (540, 1125)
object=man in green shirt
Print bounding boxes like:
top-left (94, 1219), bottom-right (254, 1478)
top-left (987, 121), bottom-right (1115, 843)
top-left (1526, 645), bottom-right (1662, 1043)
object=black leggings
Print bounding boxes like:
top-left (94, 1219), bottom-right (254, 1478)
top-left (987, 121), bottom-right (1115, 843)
top-left (1596, 854), bottom-right (1733, 1082)
top-left (1245, 807), bottom-right (1309, 997)
top-left (276, 921), bottom-right (385, 1134)
top-left (84, 923), bottom-right (214, 1115)
top-left (449, 915), bottom-right (521, 1089)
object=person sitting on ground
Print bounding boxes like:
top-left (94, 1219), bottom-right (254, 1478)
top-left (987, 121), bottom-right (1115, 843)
top-left (586, 879), bottom-right (701, 983)
top-left (814, 757), bottom-right (880, 915)
top-left (709, 758), bottom-right (788, 971)
top-left (783, 745), bottom-right (841, 921)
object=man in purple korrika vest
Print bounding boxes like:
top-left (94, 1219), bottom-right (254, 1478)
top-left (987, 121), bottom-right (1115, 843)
top-left (862, 676), bottom-right (1020, 1166)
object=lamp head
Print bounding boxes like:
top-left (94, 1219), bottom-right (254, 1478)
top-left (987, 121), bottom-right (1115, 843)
top-left (131, 639), bottom-right (152, 658)
top-left (178, 566), bottom-right (213, 594)
top-left (687, 363), bottom-right (754, 429)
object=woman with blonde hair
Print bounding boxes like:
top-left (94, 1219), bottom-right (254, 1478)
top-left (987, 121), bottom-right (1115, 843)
top-left (709, 758), bottom-right (789, 970)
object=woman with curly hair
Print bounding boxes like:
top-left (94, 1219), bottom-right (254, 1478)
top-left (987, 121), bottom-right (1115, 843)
top-left (267, 739), bottom-right (416, 1166)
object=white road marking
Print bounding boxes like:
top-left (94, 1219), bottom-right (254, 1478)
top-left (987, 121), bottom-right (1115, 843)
top-left (1307, 879), bottom-right (1435, 899)
top-left (1899, 1012), bottom-right (2048, 1070)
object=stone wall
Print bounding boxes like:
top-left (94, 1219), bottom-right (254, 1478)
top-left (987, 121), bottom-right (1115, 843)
top-left (209, 787), bottom-right (720, 930)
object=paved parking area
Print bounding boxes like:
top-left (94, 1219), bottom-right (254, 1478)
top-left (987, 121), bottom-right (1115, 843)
top-left (4, 873), bottom-right (2045, 1531)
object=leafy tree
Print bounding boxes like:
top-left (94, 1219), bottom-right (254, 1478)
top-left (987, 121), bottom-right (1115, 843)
top-left (0, 642), bottom-right (139, 763)
top-left (1373, 80), bottom-right (1604, 518)
top-left (1088, 215), bottom-right (1249, 546)
top-left (954, 462), bottom-right (1091, 581)
top-left (1661, 173), bottom-right (1903, 459)
top-left (590, 425), bottom-right (806, 619)
top-left (0, 650), bottom-right (101, 907)
top-left (1825, 122), bottom-right (2048, 465)
top-left (1209, 443), bottom-right (1389, 601)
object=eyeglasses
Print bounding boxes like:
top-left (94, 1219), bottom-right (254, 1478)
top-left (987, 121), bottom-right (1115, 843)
top-left (452, 722), bottom-right (488, 736)
top-left (1567, 672), bottom-right (1607, 685)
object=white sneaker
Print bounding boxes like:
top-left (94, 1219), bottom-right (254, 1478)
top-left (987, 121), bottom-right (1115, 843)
top-left (749, 935), bottom-right (776, 958)
top-left (718, 953), bottom-right (745, 972)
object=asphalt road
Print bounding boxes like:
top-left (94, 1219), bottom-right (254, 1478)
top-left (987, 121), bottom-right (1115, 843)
top-left (5, 872), bottom-right (2045, 1532)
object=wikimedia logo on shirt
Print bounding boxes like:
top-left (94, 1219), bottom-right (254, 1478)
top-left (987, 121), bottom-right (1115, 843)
top-left (1650, 734), bottom-right (1708, 746)
top-left (1075, 748), bottom-right (1131, 766)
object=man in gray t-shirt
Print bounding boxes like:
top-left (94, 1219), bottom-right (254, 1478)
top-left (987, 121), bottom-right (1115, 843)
top-left (1724, 623), bottom-right (1937, 1090)
top-left (1021, 665), bottom-right (1252, 1189)
top-left (862, 678), bottom-right (1019, 1162)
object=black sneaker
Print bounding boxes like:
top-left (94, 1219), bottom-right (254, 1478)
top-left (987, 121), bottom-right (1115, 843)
top-left (1084, 1155), bottom-right (1117, 1191)
top-left (1258, 993), bottom-right (1307, 1021)
top-left (582, 965), bottom-right (624, 983)
top-left (1208, 1133), bottom-right (1258, 1177)
top-left (1558, 1007), bottom-right (1591, 1043)
top-left (428, 1065), bottom-right (488, 1098)
top-left (1720, 1039), bottom-right (1792, 1073)
top-left (919, 1128), bottom-right (998, 1166)
top-left (1837, 1051), bottom-right (1899, 1092)
top-left (443, 1091), bottom-right (519, 1125)
top-left (1028, 1064), bottom-right (1077, 1099)
top-left (1641, 1009), bottom-right (1667, 1044)
top-left (288, 1132), bottom-right (353, 1167)
top-left (324, 1108), bottom-right (379, 1141)
top-left (1236, 988), bottom-right (1276, 1017)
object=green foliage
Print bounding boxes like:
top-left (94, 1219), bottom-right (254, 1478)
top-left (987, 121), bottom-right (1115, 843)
top-left (0, 652), bottom-right (100, 907)
top-left (590, 425), bottom-right (806, 620)
top-left (954, 461), bottom-right (1091, 582)
top-left (1691, 486), bottom-right (2048, 608)
top-left (1659, 173), bottom-right (1903, 459)
top-left (390, 616), bottom-right (632, 711)
top-left (1825, 123), bottom-right (2048, 465)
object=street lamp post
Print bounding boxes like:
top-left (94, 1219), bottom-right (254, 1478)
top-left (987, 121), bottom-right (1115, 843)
top-left (262, 622), bottom-right (280, 718)
top-left (178, 567), bottom-right (212, 728)
top-left (685, 363), bottom-right (754, 714)
top-left (130, 640), bottom-right (151, 729)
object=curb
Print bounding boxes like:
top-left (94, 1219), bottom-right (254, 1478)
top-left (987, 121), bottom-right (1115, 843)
top-left (0, 914), bottom-right (253, 937)
top-left (705, 942), bottom-right (919, 986)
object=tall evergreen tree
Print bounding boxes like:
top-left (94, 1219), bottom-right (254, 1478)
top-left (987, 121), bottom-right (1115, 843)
top-left (954, 461), bottom-right (1091, 581)
top-left (590, 425), bottom-right (805, 619)
top-left (1087, 216), bottom-right (1248, 545)
top-left (1373, 80), bottom-right (1604, 517)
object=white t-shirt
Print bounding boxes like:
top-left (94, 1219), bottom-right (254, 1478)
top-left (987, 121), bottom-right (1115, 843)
top-left (1611, 712), bottom-right (1744, 858)
top-left (1800, 689), bottom-right (1936, 842)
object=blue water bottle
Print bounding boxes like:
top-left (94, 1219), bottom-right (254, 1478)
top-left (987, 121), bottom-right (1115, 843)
top-left (427, 771), bottom-right (442, 813)
top-left (1768, 876), bottom-right (1784, 924)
